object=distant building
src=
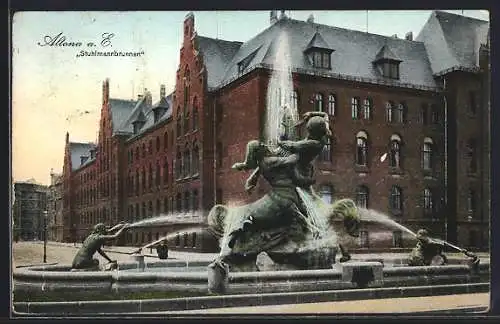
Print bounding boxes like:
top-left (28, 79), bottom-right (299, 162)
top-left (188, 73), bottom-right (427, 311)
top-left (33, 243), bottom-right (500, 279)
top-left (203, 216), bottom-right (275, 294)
top-left (61, 11), bottom-right (490, 251)
top-left (13, 180), bottom-right (48, 241)
top-left (47, 170), bottom-right (64, 241)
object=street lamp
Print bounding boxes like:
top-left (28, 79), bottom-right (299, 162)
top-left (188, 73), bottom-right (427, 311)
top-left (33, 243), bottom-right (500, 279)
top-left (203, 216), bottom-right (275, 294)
top-left (43, 210), bottom-right (48, 263)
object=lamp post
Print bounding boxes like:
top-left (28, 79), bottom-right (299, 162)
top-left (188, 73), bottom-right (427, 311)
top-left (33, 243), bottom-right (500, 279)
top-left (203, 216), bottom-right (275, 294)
top-left (43, 210), bottom-right (48, 263)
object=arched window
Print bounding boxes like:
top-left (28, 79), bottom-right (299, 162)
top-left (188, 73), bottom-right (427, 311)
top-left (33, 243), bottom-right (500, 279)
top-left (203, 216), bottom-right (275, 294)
top-left (148, 140), bottom-right (153, 155)
top-left (356, 131), bottom-right (368, 166)
top-left (176, 150), bottom-right (182, 179)
top-left (320, 137), bottom-right (331, 162)
top-left (184, 109), bottom-right (190, 135)
top-left (156, 199), bottom-right (161, 215)
top-left (363, 98), bottom-right (372, 120)
top-left (156, 136), bottom-right (160, 152)
top-left (141, 167), bottom-right (146, 192)
top-left (431, 104), bottom-right (439, 124)
top-left (396, 102), bottom-right (406, 123)
top-left (390, 185), bottom-right (402, 213)
top-left (148, 164), bottom-right (153, 190)
top-left (192, 143), bottom-right (199, 175)
top-left (386, 101), bottom-right (394, 123)
top-left (141, 202), bottom-right (146, 219)
top-left (142, 143), bottom-right (146, 158)
top-left (184, 147), bottom-right (191, 177)
top-left (155, 162), bottom-right (161, 187)
top-left (192, 232), bottom-right (197, 248)
top-left (389, 134), bottom-right (401, 169)
top-left (467, 188), bottom-right (476, 219)
top-left (176, 110), bottom-right (182, 137)
top-left (135, 203), bottom-right (139, 221)
top-left (163, 197), bottom-right (168, 213)
top-left (135, 147), bottom-right (139, 161)
top-left (192, 97), bottom-right (198, 131)
top-left (423, 188), bottom-right (433, 213)
top-left (351, 97), bottom-right (360, 120)
top-left (163, 132), bottom-right (168, 150)
top-left (420, 103), bottom-right (429, 125)
top-left (319, 184), bottom-right (333, 204)
top-left (314, 93), bottom-right (323, 112)
top-left (466, 138), bottom-right (477, 173)
top-left (422, 138), bottom-right (433, 170)
top-left (163, 160), bottom-right (169, 185)
top-left (291, 90), bottom-right (299, 112)
top-left (148, 201), bottom-right (153, 217)
top-left (356, 186), bottom-right (369, 208)
top-left (176, 193), bottom-right (182, 213)
top-left (192, 190), bottom-right (199, 212)
top-left (184, 192), bottom-right (191, 212)
top-left (328, 94), bottom-right (336, 116)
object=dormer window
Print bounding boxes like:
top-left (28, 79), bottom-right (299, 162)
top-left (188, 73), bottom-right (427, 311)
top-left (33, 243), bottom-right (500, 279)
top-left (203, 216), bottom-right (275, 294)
top-left (373, 44), bottom-right (402, 80)
top-left (237, 47), bottom-right (260, 75)
top-left (304, 31), bottom-right (334, 70)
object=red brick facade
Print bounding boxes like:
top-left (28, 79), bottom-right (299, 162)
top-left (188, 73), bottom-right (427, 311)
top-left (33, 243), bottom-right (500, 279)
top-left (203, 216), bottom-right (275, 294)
top-left (61, 12), bottom-right (490, 252)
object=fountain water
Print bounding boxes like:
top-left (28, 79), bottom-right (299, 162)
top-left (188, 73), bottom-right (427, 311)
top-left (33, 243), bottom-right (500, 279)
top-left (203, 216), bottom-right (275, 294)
top-left (357, 208), bottom-right (417, 237)
top-left (265, 31), bottom-right (298, 147)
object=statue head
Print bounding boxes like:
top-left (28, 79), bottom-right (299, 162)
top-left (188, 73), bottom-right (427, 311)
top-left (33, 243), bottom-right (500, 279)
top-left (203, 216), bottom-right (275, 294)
top-left (93, 223), bottom-right (107, 235)
top-left (416, 229), bottom-right (430, 242)
top-left (306, 116), bottom-right (332, 140)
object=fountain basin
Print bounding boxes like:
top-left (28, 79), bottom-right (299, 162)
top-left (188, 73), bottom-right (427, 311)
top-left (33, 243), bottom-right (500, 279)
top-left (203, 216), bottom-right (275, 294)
top-left (13, 257), bottom-right (489, 300)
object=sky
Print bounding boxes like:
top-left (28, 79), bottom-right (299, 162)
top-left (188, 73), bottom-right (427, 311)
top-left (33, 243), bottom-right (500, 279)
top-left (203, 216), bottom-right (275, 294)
top-left (11, 10), bottom-right (489, 185)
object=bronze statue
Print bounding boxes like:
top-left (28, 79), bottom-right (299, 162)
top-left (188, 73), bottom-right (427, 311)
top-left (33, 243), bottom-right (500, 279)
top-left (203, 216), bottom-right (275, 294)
top-left (208, 111), bottom-right (360, 270)
top-left (408, 229), bottom-right (448, 266)
top-left (71, 222), bottom-right (129, 270)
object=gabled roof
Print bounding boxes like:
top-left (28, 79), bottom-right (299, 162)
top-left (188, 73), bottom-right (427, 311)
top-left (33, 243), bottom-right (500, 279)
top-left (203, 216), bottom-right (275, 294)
top-left (304, 31), bottom-right (333, 52)
top-left (374, 44), bottom-right (402, 63)
top-left (195, 36), bottom-right (242, 88)
top-left (108, 98), bottom-right (138, 135)
top-left (198, 17), bottom-right (439, 91)
top-left (416, 10), bottom-right (489, 75)
top-left (69, 142), bottom-right (96, 170)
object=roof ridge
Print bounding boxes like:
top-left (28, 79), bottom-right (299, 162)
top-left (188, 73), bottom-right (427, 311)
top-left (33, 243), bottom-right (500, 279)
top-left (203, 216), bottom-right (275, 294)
top-left (433, 11), bottom-right (466, 69)
top-left (434, 10), bottom-right (489, 23)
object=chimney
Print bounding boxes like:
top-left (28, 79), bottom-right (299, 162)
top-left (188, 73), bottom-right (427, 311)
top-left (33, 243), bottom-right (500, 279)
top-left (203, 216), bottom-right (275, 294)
top-left (405, 32), bottom-right (413, 41)
top-left (144, 88), bottom-right (152, 106)
top-left (160, 84), bottom-right (166, 99)
top-left (270, 10), bottom-right (278, 24)
top-left (279, 10), bottom-right (287, 20)
top-left (391, 34), bottom-right (398, 39)
top-left (102, 78), bottom-right (109, 104)
top-left (65, 132), bottom-right (69, 144)
top-left (90, 148), bottom-right (96, 159)
top-left (307, 14), bottom-right (315, 23)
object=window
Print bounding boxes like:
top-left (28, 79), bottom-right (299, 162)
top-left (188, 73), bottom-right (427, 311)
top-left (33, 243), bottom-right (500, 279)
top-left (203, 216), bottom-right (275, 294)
top-left (183, 233), bottom-right (188, 247)
top-left (184, 192), bottom-right (191, 212)
top-left (386, 101), bottom-right (394, 122)
top-left (148, 201), bottom-right (153, 217)
top-left (313, 93), bottom-right (323, 112)
top-left (359, 231), bottom-right (369, 248)
top-left (192, 232), bottom-right (197, 248)
top-left (155, 162), bottom-right (161, 187)
top-left (319, 185), bottom-right (333, 204)
top-left (184, 148), bottom-right (190, 177)
top-left (163, 132), bottom-right (168, 150)
top-left (141, 168), bottom-right (146, 192)
top-left (356, 131), bottom-right (368, 166)
top-left (176, 193), bottom-right (182, 213)
top-left (175, 233), bottom-right (180, 246)
top-left (393, 231), bottom-right (403, 248)
top-left (176, 111), bottom-right (182, 137)
top-left (192, 99), bottom-right (198, 131)
top-left (192, 190), bottom-right (199, 212)
top-left (310, 51), bottom-right (331, 69)
top-left (422, 138), bottom-right (433, 171)
top-left (420, 103), bottom-right (428, 125)
top-left (156, 137), bottom-right (160, 152)
top-left (356, 186), bottom-right (369, 209)
top-left (469, 230), bottom-right (477, 248)
top-left (466, 139), bottom-right (477, 174)
top-left (390, 185), bottom-right (402, 213)
top-left (176, 150), bottom-right (182, 179)
top-left (216, 142), bottom-right (223, 168)
top-left (156, 199), bottom-right (161, 215)
top-left (363, 98), bottom-right (372, 120)
top-left (320, 137), bottom-right (331, 162)
top-left (469, 91), bottom-right (477, 115)
top-left (431, 104), bottom-right (439, 124)
top-left (163, 197), bottom-right (168, 213)
top-left (163, 160), bottom-right (169, 185)
top-left (423, 188), bottom-right (433, 214)
top-left (192, 144), bottom-right (199, 175)
top-left (389, 134), bottom-right (401, 169)
top-left (396, 102), bottom-right (405, 123)
top-left (382, 62), bottom-right (400, 79)
top-left (148, 164), bottom-right (153, 190)
top-left (291, 90), bottom-right (299, 112)
top-left (142, 143), bottom-right (146, 158)
top-left (328, 94), bottom-right (336, 116)
top-left (467, 189), bottom-right (476, 219)
top-left (142, 202), bottom-right (146, 219)
top-left (148, 140), bottom-right (153, 155)
top-left (135, 147), bottom-right (139, 160)
top-left (351, 97), bottom-right (360, 120)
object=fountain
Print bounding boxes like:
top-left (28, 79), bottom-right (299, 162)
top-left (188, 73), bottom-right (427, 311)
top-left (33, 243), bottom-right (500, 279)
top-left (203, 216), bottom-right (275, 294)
top-left (12, 31), bottom-right (489, 315)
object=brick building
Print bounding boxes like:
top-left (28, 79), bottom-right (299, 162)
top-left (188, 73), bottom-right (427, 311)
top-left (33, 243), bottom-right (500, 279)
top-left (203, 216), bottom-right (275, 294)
top-left (61, 10), bottom-right (489, 252)
top-left (13, 180), bottom-right (48, 241)
top-left (46, 170), bottom-right (64, 241)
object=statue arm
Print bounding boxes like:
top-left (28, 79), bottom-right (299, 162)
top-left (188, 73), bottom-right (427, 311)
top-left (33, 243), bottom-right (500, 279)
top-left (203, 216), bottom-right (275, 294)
top-left (100, 225), bottom-right (129, 241)
top-left (107, 222), bottom-right (127, 233)
top-left (97, 247), bottom-right (113, 263)
top-left (278, 139), bottom-right (320, 153)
